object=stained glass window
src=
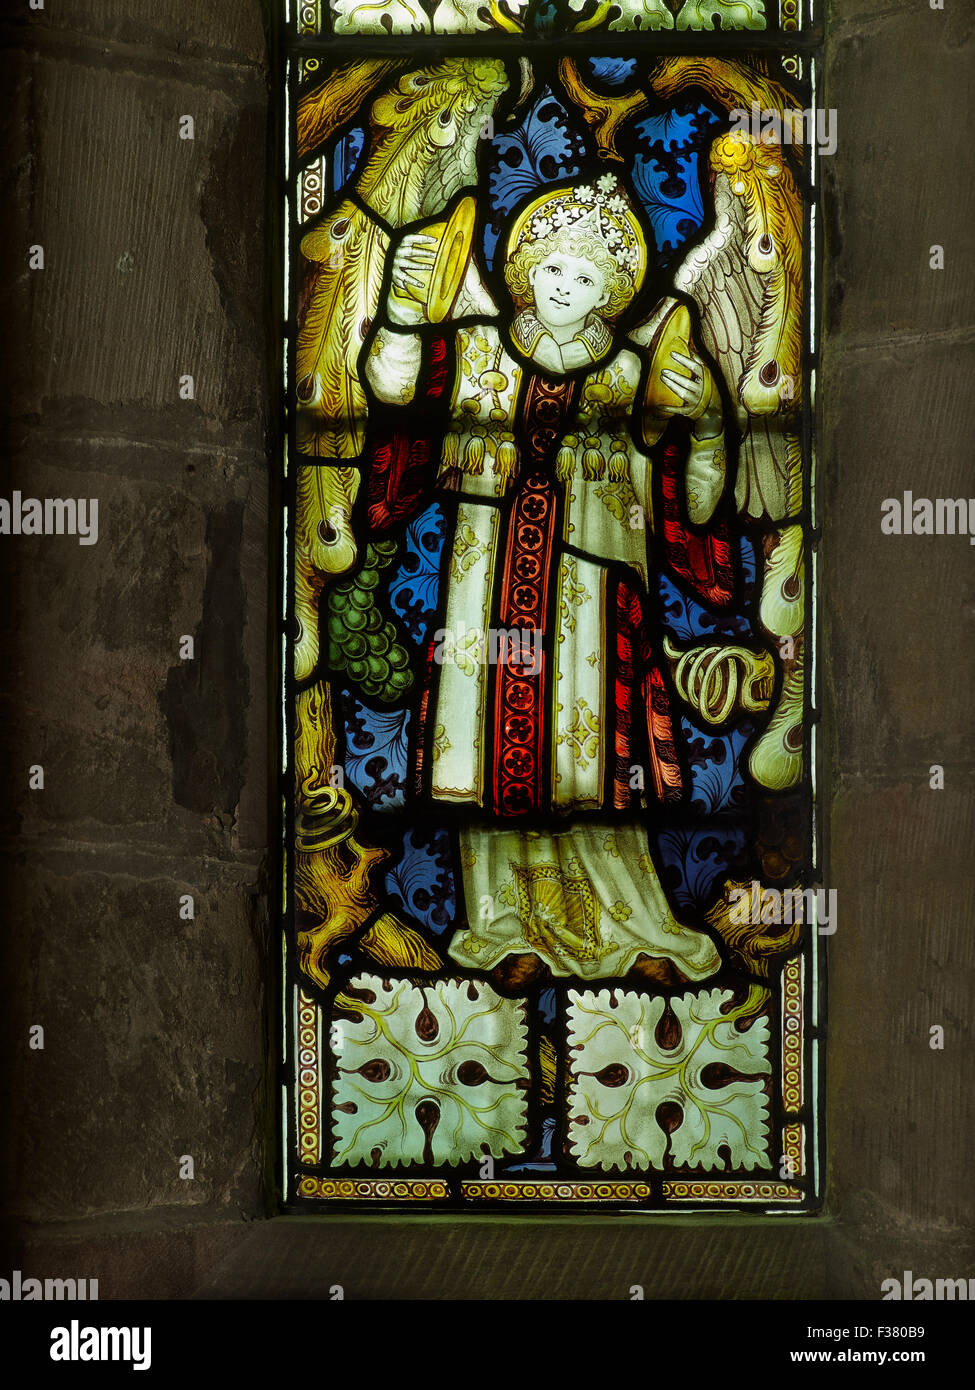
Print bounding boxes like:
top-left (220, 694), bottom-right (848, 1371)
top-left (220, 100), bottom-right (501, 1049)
top-left (282, 0), bottom-right (822, 1211)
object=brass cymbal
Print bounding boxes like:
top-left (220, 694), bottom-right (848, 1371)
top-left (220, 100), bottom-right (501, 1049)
top-left (427, 195), bottom-right (477, 323)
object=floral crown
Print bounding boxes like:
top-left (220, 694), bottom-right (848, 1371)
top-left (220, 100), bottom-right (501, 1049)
top-left (506, 172), bottom-right (647, 284)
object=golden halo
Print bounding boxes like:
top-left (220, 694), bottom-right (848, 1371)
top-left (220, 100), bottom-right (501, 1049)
top-left (505, 175), bottom-right (649, 297)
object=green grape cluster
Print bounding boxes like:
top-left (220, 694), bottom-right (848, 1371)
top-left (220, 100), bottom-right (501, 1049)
top-left (325, 540), bottom-right (413, 702)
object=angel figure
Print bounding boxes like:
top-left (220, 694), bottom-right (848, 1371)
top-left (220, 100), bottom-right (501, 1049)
top-left (364, 171), bottom-right (750, 992)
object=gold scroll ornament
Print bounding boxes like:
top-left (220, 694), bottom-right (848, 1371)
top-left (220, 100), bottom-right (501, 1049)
top-left (295, 682), bottom-right (442, 990)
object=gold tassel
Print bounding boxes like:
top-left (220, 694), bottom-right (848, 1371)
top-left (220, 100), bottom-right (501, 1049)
top-left (556, 445), bottom-right (576, 483)
top-left (442, 429), bottom-right (459, 471)
top-left (609, 451), bottom-right (629, 481)
top-left (462, 435), bottom-right (485, 475)
top-left (495, 438), bottom-right (517, 489)
top-left (582, 448), bottom-right (605, 481)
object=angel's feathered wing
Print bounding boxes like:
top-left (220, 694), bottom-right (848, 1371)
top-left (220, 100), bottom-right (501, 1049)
top-left (292, 59), bottom-right (507, 681)
top-left (642, 57), bottom-right (807, 791)
top-left (676, 130), bottom-right (803, 522)
top-left (644, 56), bottom-right (804, 524)
top-left (295, 60), bottom-right (507, 461)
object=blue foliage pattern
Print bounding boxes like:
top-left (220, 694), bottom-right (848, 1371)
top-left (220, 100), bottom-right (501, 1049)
top-left (659, 536), bottom-right (757, 641)
top-left (388, 503), bottom-right (446, 645)
top-left (505, 1117), bottom-right (556, 1172)
top-left (655, 823), bottom-right (748, 911)
top-left (738, 531), bottom-right (758, 596)
top-left (343, 693), bottom-right (410, 811)
top-left (537, 988), bottom-right (557, 1025)
top-left (659, 574), bottom-right (752, 640)
top-left (484, 89), bottom-right (585, 270)
top-left (332, 126), bottom-right (365, 192)
top-left (384, 826), bottom-right (456, 934)
top-left (682, 717), bottom-right (755, 815)
top-left (586, 57), bottom-right (638, 87)
top-left (631, 103), bottom-right (725, 260)
top-left (482, 89), bottom-right (723, 273)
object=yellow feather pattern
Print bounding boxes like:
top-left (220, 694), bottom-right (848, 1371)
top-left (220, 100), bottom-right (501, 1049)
top-left (647, 56), bottom-right (806, 524)
top-left (297, 206), bottom-right (385, 459)
top-left (294, 464), bottom-right (360, 681)
top-left (709, 132), bottom-right (803, 416)
top-left (295, 60), bottom-right (507, 461)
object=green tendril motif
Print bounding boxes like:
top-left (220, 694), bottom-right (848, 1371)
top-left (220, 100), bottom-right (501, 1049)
top-left (567, 986), bottom-right (772, 1171)
top-left (331, 975), bottom-right (530, 1168)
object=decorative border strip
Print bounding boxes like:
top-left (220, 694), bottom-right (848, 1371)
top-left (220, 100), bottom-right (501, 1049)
top-left (463, 1181), bottom-right (653, 1202)
top-left (298, 1176), bottom-right (450, 1200)
top-left (296, 989), bottom-right (322, 1167)
top-left (297, 1), bottom-right (807, 41)
top-left (298, 155), bottom-right (327, 224)
top-left (779, 0), bottom-right (801, 32)
top-left (298, 1), bottom-right (321, 35)
top-left (782, 954), bottom-right (804, 1112)
top-left (782, 1121), bottom-right (805, 1177)
top-left (663, 1181), bottom-right (803, 1202)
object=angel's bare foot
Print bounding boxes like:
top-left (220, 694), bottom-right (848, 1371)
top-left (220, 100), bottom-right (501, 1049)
top-left (626, 953), bottom-right (688, 987)
top-left (490, 953), bottom-right (550, 995)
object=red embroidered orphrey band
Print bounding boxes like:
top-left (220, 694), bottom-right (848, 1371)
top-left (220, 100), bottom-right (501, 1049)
top-left (493, 473), bottom-right (556, 815)
top-left (492, 374), bottom-right (576, 817)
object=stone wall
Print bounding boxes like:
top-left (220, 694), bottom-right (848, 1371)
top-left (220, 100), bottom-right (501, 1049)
top-left (0, 1), bottom-right (971, 1298)
top-left (0, 3), bottom-right (273, 1279)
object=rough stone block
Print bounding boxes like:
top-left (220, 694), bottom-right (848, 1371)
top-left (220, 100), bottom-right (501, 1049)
top-left (12, 53), bottom-right (268, 435)
top-left (824, 6), bottom-right (972, 337)
top-left (823, 337), bottom-right (975, 771)
top-left (826, 778), bottom-right (975, 1230)
top-left (0, 856), bottom-right (267, 1222)
top-left (0, 444), bottom-right (268, 853)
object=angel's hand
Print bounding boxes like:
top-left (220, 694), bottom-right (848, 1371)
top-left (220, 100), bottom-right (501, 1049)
top-left (392, 232), bottom-right (438, 293)
top-left (388, 232), bottom-right (438, 323)
top-left (659, 349), bottom-right (706, 415)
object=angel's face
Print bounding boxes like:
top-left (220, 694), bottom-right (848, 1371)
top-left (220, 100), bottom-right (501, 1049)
top-left (529, 252), bottom-right (609, 330)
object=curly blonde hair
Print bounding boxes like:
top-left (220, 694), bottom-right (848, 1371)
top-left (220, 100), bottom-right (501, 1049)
top-left (505, 230), bottom-right (636, 322)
